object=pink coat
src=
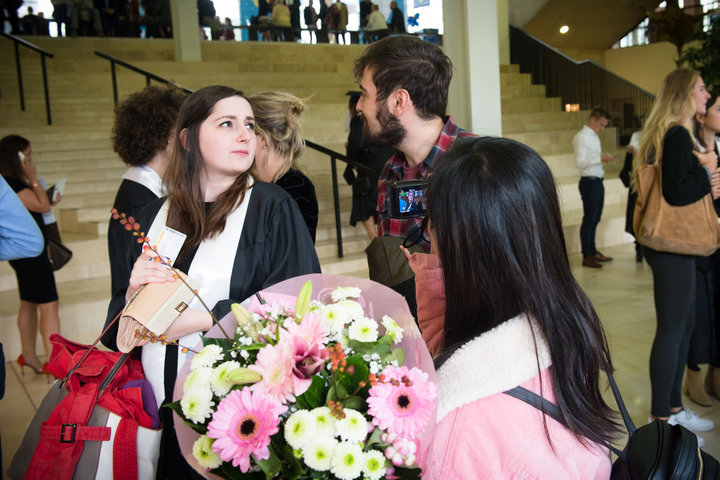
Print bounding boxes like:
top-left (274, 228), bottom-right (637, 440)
top-left (421, 315), bottom-right (612, 479)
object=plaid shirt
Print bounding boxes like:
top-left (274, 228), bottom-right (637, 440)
top-left (376, 116), bottom-right (476, 251)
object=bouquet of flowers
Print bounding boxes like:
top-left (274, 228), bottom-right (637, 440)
top-left (169, 274), bottom-right (438, 480)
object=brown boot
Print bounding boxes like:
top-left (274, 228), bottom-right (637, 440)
top-left (706, 365), bottom-right (720, 401)
top-left (685, 367), bottom-right (712, 407)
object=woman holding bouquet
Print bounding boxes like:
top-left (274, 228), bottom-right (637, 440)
top-left (417, 137), bottom-right (617, 477)
top-left (104, 85), bottom-right (320, 478)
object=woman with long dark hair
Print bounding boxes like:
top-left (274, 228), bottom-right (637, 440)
top-left (419, 137), bottom-right (617, 477)
top-left (0, 135), bottom-right (61, 380)
top-left (104, 85), bottom-right (320, 478)
top-left (634, 69), bottom-right (719, 443)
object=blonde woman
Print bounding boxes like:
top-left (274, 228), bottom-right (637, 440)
top-left (634, 69), bottom-right (720, 443)
top-left (249, 90), bottom-right (319, 243)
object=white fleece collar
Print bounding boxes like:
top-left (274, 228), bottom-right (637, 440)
top-left (436, 314), bottom-right (552, 421)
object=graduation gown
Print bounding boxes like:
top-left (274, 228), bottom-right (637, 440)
top-left (102, 181), bottom-right (321, 478)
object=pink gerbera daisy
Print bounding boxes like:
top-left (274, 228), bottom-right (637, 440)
top-left (249, 341), bottom-right (296, 403)
top-left (367, 365), bottom-right (437, 439)
top-left (207, 387), bottom-right (287, 472)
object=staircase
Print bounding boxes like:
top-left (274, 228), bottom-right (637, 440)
top-left (499, 64), bottom-right (631, 254)
top-left (0, 37), bottom-right (369, 357)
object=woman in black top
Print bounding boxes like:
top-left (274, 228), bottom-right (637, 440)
top-left (688, 92), bottom-right (720, 405)
top-left (635, 69), bottom-right (720, 440)
top-left (249, 90), bottom-right (319, 243)
top-left (0, 135), bottom-right (60, 377)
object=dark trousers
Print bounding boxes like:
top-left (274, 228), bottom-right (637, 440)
top-left (579, 177), bottom-right (604, 257)
top-left (644, 246), bottom-right (697, 417)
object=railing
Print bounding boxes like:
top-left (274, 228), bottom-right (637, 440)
top-left (94, 51), bottom-right (192, 106)
top-left (1, 32), bottom-right (54, 125)
top-left (509, 25), bottom-right (655, 143)
top-left (93, 52), bottom-right (377, 258)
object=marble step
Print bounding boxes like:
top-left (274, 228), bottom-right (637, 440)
top-left (505, 128), bottom-right (619, 156)
top-left (502, 110), bottom-right (588, 134)
top-left (500, 71), bottom-right (533, 87)
top-left (502, 96), bottom-right (563, 114)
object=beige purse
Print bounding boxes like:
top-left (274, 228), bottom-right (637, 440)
top-left (116, 271), bottom-right (199, 353)
top-left (633, 162), bottom-right (720, 256)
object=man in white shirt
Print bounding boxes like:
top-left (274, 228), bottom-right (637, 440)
top-left (574, 107), bottom-right (614, 268)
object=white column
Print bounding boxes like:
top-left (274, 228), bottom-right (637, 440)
top-left (172, 0), bottom-right (202, 62)
top-left (443, 0), bottom-right (503, 136)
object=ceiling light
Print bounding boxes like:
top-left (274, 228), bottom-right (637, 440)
top-left (560, 25), bottom-right (569, 34)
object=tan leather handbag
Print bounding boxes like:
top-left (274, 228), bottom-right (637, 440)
top-left (116, 271), bottom-right (199, 353)
top-left (633, 163), bottom-right (720, 256)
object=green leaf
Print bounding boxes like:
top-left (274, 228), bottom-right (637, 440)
top-left (163, 400), bottom-right (208, 434)
top-left (338, 354), bottom-right (370, 395)
top-left (383, 346), bottom-right (405, 367)
top-left (342, 395), bottom-right (365, 411)
top-left (297, 375), bottom-right (326, 409)
top-left (214, 462), bottom-right (264, 479)
top-left (201, 336), bottom-right (233, 351)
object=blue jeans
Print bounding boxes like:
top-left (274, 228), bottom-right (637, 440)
top-left (579, 177), bottom-right (604, 257)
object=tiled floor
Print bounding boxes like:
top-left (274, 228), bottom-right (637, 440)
top-left (3, 242), bottom-right (720, 477)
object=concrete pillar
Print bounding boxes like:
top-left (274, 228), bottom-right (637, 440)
top-left (172, 0), bottom-right (202, 62)
top-left (443, 0), bottom-right (503, 136)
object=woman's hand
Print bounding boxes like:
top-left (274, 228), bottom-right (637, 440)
top-left (21, 156), bottom-right (38, 183)
top-left (163, 309), bottom-right (213, 342)
top-left (50, 193), bottom-right (62, 206)
top-left (125, 250), bottom-right (176, 303)
top-left (712, 170), bottom-right (720, 200)
top-left (694, 150), bottom-right (718, 171)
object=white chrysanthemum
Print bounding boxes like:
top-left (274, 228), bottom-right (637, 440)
top-left (192, 434), bottom-right (222, 469)
top-left (331, 286), bottom-right (362, 302)
top-left (303, 436), bottom-right (337, 472)
top-left (284, 410), bottom-right (315, 450)
top-left (190, 344), bottom-right (224, 371)
top-left (311, 406), bottom-right (336, 437)
top-left (381, 315), bottom-right (404, 344)
top-left (335, 409), bottom-right (368, 443)
top-left (183, 367), bottom-right (212, 394)
top-left (320, 304), bottom-right (350, 334)
top-left (180, 387), bottom-right (214, 424)
top-left (336, 300), bottom-right (365, 322)
top-left (348, 317), bottom-right (378, 343)
top-left (210, 360), bottom-right (241, 397)
top-left (331, 441), bottom-right (364, 480)
top-left (363, 450), bottom-right (388, 480)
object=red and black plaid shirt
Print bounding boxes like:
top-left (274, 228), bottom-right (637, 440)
top-left (376, 116), bottom-right (477, 251)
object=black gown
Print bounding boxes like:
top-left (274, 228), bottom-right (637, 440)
top-left (275, 168), bottom-right (318, 244)
top-left (102, 181), bottom-right (321, 479)
top-left (108, 179), bottom-right (159, 296)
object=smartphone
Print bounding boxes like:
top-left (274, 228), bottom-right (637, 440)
top-left (18, 151), bottom-right (26, 163)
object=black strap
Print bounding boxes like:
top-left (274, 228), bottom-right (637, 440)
top-left (504, 373), bottom-right (628, 458)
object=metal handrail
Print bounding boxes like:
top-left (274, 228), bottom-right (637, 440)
top-left (509, 25), bottom-right (656, 142)
top-left (1, 32), bottom-right (54, 125)
top-left (93, 50), bottom-right (192, 105)
top-left (92, 53), bottom-right (379, 258)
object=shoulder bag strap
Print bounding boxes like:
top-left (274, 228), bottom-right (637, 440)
top-left (504, 385), bottom-right (625, 458)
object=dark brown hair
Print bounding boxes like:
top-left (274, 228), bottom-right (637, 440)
top-left (589, 107), bottom-right (610, 121)
top-left (164, 85), bottom-right (252, 258)
top-left (0, 135), bottom-right (30, 185)
top-left (112, 84), bottom-right (188, 166)
top-left (429, 137), bottom-right (618, 448)
top-left (353, 35), bottom-right (452, 120)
